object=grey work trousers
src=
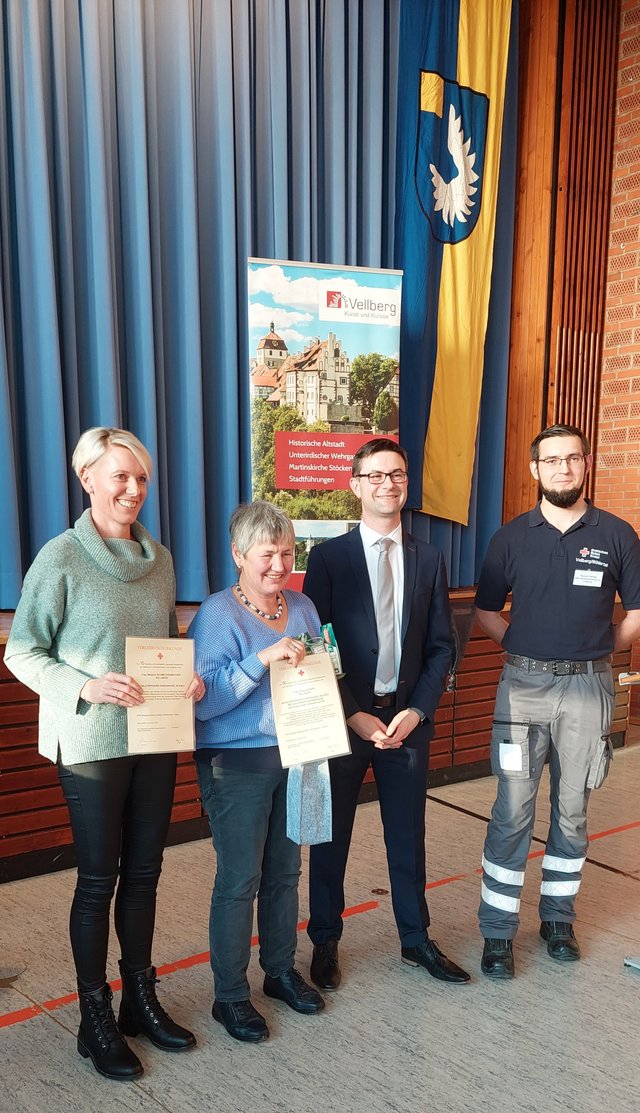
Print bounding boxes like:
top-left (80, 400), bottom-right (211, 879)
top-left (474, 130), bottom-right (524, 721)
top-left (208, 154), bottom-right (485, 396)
top-left (478, 662), bottom-right (615, 939)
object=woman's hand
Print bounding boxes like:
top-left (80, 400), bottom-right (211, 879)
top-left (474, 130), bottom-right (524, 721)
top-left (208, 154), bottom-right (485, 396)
top-left (185, 672), bottom-right (206, 701)
top-left (257, 638), bottom-right (306, 669)
top-left (80, 672), bottom-right (144, 707)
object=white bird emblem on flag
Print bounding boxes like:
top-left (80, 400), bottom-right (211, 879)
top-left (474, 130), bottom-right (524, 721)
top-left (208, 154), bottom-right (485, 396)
top-left (429, 104), bottom-right (479, 227)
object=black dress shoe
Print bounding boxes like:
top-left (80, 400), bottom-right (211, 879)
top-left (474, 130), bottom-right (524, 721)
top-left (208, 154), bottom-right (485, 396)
top-left (540, 921), bottom-right (580, 962)
top-left (263, 968), bottom-right (325, 1013)
top-left (401, 939), bottom-right (471, 983)
top-left (310, 942), bottom-right (341, 991)
top-left (481, 938), bottom-right (514, 979)
top-left (212, 999), bottom-right (269, 1042)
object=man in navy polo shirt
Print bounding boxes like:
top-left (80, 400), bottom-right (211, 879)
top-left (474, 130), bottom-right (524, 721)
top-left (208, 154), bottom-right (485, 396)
top-left (475, 423), bottom-right (640, 978)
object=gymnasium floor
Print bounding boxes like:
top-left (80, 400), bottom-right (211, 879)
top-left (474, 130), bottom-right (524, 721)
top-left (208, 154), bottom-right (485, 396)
top-left (1, 744), bottom-right (639, 1113)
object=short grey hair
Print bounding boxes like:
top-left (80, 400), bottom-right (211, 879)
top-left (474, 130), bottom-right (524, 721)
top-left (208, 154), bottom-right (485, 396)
top-left (71, 427), bottom-right (153, 481)
top-left (229, 501), bottom-right (295, 557)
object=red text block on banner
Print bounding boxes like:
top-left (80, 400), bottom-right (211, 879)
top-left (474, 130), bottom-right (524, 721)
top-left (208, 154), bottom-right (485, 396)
top-left (274, 431), bottom-right (398, 490)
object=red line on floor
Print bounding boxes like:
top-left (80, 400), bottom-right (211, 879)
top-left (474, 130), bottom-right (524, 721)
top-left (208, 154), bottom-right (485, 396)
top-left (1, 821), bottom-right (636, 1032)
top-left (0, 904), bottom-right (384, 1031)
top-left (343, 900), bottom-right (380, 917)
top-left (42, 992), bottom-right (78, 1012)
top-left (589, 819), bottom-right (640, 840)
top-left (155, 950), bottom-right (210, 975)
top-left (0, 1005), bottom-right (41, 1028)
top-left (427, 874), bottom-right (468, 888)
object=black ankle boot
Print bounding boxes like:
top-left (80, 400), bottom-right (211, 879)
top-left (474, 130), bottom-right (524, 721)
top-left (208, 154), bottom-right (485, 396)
top-left (118, 962), bottom-right (196, 1051)
top-left (77, 983), bottom-right (143, 1080)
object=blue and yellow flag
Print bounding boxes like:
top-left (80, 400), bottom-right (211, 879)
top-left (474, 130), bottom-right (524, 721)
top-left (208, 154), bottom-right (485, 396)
top-left (396, 0), bottom-right (514, 525)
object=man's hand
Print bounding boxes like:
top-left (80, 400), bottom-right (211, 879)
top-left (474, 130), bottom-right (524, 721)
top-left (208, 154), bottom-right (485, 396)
top-left (347, 711), bottom-right (389, 743)
top-left (376, 708), bottom-right (421, 749)
top-left (346, 708), bottom-right (421, 750)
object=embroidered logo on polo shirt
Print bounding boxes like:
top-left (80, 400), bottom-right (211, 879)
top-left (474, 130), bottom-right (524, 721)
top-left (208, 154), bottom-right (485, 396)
top-left (576, 547), bottom-right (609, 568)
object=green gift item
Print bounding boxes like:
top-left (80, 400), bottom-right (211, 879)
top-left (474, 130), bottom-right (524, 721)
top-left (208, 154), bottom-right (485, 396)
top-left (322, 623), bottom-right (344, 678)
top-left (296, 626), bottom-right (344, 677)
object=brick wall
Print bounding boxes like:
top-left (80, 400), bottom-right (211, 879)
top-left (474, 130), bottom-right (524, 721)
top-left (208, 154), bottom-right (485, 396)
top-left (599, 0), bottom-right (640, 712)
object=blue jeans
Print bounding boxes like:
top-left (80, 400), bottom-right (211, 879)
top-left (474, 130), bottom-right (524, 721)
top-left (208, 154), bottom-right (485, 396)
top-left (197, 761), bottom-right (301, 1001)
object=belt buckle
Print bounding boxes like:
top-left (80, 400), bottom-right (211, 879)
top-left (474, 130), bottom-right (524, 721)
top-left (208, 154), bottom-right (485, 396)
top-left (552, 660), bottom-right (582, 675)
top-left (373, 692), bottom-right (394, 709)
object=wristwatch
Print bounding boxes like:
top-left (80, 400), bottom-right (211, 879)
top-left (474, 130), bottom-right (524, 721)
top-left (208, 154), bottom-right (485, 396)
top-left (409, 706), bottom-right (426, 723)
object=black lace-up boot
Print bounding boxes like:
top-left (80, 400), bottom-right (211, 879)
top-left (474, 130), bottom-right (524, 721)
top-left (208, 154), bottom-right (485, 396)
top-left (118, 963), bottom-right (196, 1051)
top-left (77, 983), bottom-right (143, 1080)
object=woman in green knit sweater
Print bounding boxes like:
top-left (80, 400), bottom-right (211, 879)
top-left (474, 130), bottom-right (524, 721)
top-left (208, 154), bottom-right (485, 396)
top-left (5, 427), bottom-right (204, 1081)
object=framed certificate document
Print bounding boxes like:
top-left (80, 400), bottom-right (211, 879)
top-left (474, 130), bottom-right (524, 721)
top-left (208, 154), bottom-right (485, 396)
top-left (125, 637), bottom-right (195, 754)
top-left (270, 652), bottom-right (351, 768)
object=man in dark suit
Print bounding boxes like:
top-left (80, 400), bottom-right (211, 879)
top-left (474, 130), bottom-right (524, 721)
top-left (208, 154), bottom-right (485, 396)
top-left (303, 438), bottom-right (469, 990)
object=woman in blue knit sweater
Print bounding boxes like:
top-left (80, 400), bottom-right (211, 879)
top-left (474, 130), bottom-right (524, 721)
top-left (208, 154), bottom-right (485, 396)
top-left (5, 428), bottom-right (203, 1080)
top-left (189, 501), bottom-right (326, 1043)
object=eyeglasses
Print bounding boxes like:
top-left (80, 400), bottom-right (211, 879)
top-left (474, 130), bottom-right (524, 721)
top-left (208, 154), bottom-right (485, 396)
top-left (537, 454), bottom-right (586, 468)
top-left (354, 470), bottom-right (408, 485)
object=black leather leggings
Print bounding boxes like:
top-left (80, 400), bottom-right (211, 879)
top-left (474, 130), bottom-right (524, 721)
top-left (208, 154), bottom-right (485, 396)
top-left (58, 753), bottom-right (177, 991)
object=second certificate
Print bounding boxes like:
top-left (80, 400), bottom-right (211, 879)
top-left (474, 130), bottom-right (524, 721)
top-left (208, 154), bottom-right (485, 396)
top-left (270, 652), bottom-right (351, 768)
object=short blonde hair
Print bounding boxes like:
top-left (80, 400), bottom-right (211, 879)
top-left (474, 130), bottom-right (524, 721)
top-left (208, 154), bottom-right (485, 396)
top-left (71, 427), bottom-right (153, 481)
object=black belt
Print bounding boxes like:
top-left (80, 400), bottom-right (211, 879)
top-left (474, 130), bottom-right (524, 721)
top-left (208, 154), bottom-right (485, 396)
top-left (372, 691), bottom-right (397, 709)
top-left (505, 654), bottom-right (611, 676)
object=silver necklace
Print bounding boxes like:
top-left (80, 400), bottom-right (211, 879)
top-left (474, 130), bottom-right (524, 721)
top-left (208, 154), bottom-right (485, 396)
top-left (235, 583), bottom-right (283, 621)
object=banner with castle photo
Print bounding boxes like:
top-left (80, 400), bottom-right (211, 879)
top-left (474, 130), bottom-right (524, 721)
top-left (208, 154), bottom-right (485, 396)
top-left (248, 258), bottom-right (403, 583)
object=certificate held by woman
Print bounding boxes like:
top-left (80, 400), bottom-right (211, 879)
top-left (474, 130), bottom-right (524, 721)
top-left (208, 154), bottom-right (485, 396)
top-left (270, 651), bottom-right (350, 768)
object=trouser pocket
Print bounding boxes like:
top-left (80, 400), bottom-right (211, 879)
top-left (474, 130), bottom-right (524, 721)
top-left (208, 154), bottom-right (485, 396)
top-left (587, 733), bottom-right (613, 790)
top-left (490, 719), bottom-right (531, 779)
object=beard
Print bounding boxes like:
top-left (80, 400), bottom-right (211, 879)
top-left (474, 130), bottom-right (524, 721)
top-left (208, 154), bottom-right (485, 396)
top-left (539, 479), bottom-right (585, 508)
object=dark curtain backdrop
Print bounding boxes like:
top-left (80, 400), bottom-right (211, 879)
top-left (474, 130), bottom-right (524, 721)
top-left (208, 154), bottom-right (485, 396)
top-left (0, 0), bottom-right (514, 607)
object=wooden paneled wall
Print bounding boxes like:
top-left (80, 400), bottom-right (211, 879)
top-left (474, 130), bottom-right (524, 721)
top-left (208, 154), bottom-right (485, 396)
top-left (547, 0), bottom-right (620, 475)
top-left (1, 604), bottom-right (631, 880)
top-left (504, 0), bottom-right (621, 519)
top-left (503, 0), bottom-right (561, 520)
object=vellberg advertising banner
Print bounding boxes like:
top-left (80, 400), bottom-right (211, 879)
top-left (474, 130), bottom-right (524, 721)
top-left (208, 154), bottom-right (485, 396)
top-left (248, 258), bottom-right (402, 586)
